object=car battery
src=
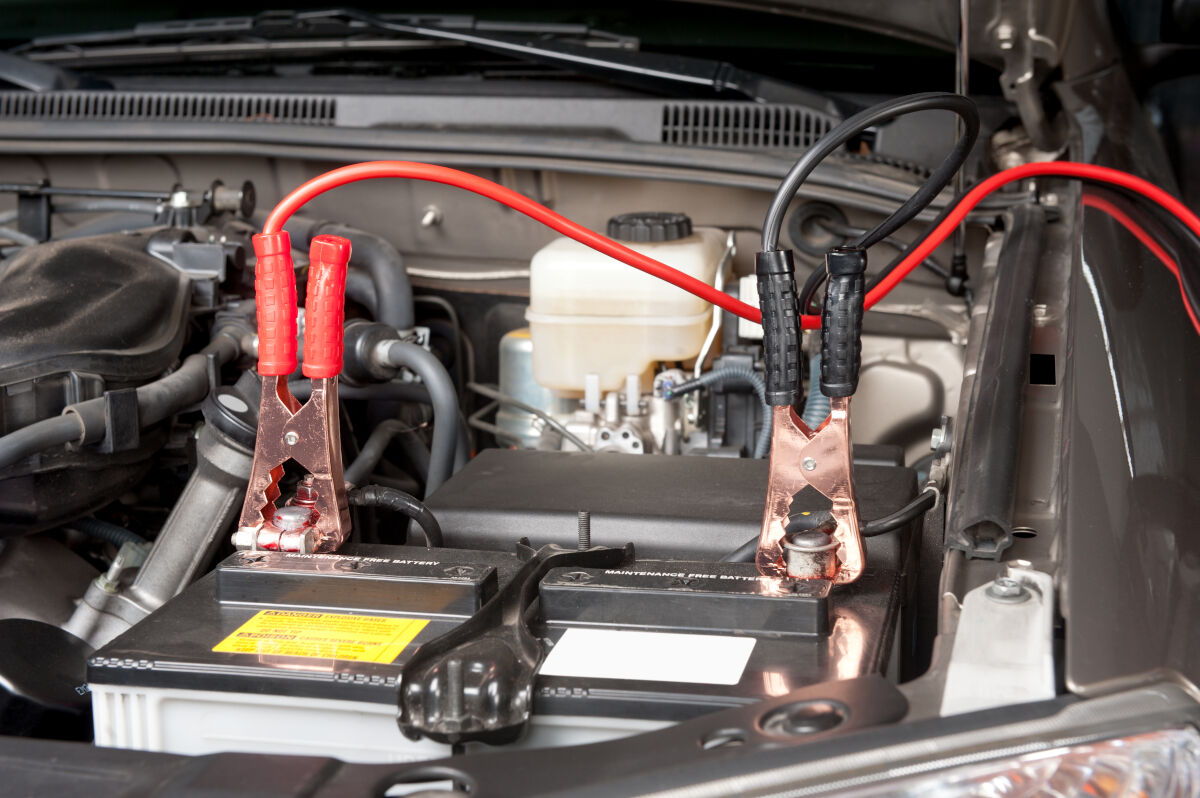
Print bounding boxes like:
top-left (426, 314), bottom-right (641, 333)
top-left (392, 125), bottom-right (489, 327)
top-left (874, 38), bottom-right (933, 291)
top-left (88, 539), bottom-right (905, 764)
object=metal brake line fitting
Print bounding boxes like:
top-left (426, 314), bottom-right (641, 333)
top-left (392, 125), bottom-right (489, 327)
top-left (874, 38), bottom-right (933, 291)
top-left (233, 232), bottom-right (353, 553)
top-left (754, 246), bottom-right (867, 585)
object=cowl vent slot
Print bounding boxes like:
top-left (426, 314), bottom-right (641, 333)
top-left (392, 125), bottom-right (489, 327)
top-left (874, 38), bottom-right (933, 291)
top-left (661, 101), bottom-right (835, 150)
top-left (0, 91), bottom-right (336, 125)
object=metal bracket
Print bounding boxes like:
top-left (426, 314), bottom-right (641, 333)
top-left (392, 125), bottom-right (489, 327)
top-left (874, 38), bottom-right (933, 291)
top-left (98, 388), bottom-right (141, 454)
top-left (16, 189), bottom-right (50, 242)
top-left (940, 564), bottom-right (1055, 716)
top-left (991, 0), bottom-right (1067, 153)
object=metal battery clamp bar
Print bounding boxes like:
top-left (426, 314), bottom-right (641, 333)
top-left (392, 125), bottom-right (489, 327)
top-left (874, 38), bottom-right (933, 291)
top-left (754, 246), bottom-right (867, 585)
top-left (234, 232), bottom-right (353, 553)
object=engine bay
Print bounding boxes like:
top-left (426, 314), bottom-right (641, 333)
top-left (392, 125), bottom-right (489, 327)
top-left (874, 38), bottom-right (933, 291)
top-left (0, 150), bottom-right (980, 758)
top-left (4, 3), bottom-right (1200, 794)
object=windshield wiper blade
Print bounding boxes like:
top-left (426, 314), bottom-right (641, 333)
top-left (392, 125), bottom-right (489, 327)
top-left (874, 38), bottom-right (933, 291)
top-left (0, 51), bottom-right (108, 91)
top-left (298, 8), bottom-right (838, 112)
top-left (15, 12), bottom-right (640, 53)
top-left (15, 8), bottom-right (837, 114)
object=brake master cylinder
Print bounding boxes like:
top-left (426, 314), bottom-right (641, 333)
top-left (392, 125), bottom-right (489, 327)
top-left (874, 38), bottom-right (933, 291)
top-left (526, 212), bottom-right (724, 393)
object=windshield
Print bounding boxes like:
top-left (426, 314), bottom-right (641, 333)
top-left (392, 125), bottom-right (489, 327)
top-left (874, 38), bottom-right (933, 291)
top-left (2, 1), bottom-right (991, 95)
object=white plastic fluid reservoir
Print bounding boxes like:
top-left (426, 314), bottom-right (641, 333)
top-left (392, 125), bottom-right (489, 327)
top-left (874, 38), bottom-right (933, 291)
top-left (527, 212), bottom-right (724, 392)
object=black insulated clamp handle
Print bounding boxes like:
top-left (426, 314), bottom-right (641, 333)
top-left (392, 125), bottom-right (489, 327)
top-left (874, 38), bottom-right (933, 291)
top-left (755, 249), bottom-right (801, 407)
top-left (820, 246), bottom-right (867, 398)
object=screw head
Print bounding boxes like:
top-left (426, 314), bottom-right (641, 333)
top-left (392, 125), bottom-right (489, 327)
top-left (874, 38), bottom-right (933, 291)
top-left (930, 427), bottom-right (946, 451)
top-left (802, 457), bottom-right (817, 472)
top-left (986, 576), bottom-right (1029, 603)
top-left (284, 431), bottom-right (300, 446)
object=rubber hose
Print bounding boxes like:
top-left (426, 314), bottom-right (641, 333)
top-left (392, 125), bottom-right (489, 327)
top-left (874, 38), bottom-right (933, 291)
top-left (345, 268), bottom-right (379, 317)
top-left (396, 427), bottom-right (432, 485)
top-left (135, 336), bottom-right (239, 427)
top-left (801, 354), bottom-right (831, 429)
top-left (70, 517), bottom-right (147, 547)
top-left (290, 379), bottom-right (430, 404)
top-left (291, 378), bottom-right (465, 479)
top-left (344, 419), bottom-right (416, 487)
top-left (667, 367), bottom-right (771, 459)
top-left (276, 214), bottom-right (412, 330)
top-left (1, 335), bottom-right (239, 469)
top-left (58, 211), bottom-right (163, 240)
top-left (0, 414), bottom-right (83, 471)
top-left (348, 484), bottom-right (443, 548)
top-left (378, 341), bottom-right (460, 496)
top-left (311, 222), bottom-right (415, 331)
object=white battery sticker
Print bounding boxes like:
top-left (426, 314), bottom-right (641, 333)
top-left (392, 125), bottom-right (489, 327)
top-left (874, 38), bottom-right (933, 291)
top-left (538, 628), bottom-right (756, 686)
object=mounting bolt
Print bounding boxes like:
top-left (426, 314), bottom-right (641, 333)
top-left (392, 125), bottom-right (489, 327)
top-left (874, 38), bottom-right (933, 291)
top-left (995, 22), bottom-right (1015, 49)
top-left (284, 431), bottom-right (300, 446)
top-left (930, 415), bottom-right (952, 454)
top-left (420, 205), bottom-right (443, 228)
top-left (986, 576), bottom-right (1029, 603)
top-left (577, 510), bottom-right (591, 551)
top-left (231, 526), bottom-right (258, 550)
top-left (802, 458), bottom-right (817, 472)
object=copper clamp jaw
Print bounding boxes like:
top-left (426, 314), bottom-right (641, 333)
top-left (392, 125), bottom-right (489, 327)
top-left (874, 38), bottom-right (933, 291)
top-left (753, 245), bottom-right (868, 586)
top-left (234, 232), bottom-right (353, 554)
top-left (754, 398), bottom-right (864, 585)
top-left (235, 376), bottom-right (350, 553)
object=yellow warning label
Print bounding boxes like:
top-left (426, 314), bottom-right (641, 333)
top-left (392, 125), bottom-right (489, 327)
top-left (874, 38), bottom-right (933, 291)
top-left (213, 610), bottom-right (429, 664)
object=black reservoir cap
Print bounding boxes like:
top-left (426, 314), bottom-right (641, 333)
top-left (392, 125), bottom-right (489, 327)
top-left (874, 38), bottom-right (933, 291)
top-left (607, 212), bottom-right (693, 242)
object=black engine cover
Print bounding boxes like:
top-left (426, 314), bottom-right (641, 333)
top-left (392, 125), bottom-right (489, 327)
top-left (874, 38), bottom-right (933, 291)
top-left (0, 232), bottom-right (190, 390)
top-left (0, 232), bottom-right (191, 533)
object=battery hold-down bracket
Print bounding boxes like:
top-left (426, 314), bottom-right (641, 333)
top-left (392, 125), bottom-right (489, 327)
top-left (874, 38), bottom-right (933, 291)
top-left (398, 541), bottom-right (634, 746)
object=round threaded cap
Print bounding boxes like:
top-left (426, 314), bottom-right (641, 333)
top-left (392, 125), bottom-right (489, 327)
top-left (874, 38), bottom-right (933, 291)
top-left (606, 212), bottom-right (693, 242)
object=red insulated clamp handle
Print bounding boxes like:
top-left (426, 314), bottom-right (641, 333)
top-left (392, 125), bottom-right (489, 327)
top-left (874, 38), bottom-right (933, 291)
top-left (252, 231), bottom-right (298, 376)
top-left (303, 234), bottom-right (351, 379)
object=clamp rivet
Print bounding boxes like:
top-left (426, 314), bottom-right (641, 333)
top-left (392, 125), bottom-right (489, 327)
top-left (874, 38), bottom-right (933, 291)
top-left (802, 458), bottom-right (817, 472)
top-left (284, 431), bottom-right (300, 446)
